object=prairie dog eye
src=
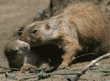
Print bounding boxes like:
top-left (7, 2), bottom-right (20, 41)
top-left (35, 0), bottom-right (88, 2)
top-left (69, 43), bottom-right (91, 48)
top-left (32, 30), bottom-right (38, 33)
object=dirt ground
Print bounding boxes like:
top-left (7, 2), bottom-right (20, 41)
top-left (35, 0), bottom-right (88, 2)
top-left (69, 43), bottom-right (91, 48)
top-left (0, 0), bottom-right (110, 81)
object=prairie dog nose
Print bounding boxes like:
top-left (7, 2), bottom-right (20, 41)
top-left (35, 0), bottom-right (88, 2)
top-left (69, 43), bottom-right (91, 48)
top-left (16, 40), bottom-right (30, 51)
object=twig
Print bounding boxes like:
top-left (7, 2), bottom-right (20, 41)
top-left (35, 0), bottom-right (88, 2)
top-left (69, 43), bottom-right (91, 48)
top-left (73, 52), bottom-right (110, 81)
top-left (74, 53), bottom-right (97, 60)
top-left (50, 72), bottom-right (80, 75)
top-left (5, 72), bottom-right (17, 80)
top-left (72, 53), bottom-right (97, 63)
top-left (0, 66), bottom-right (20, 70)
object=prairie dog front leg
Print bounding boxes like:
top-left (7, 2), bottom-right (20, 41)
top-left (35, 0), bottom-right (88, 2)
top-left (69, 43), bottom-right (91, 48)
top-left (59, 37), bottom-right (82, 67)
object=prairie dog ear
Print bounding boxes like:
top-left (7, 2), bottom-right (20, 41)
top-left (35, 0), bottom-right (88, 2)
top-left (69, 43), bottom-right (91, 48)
top-left (18, 27), bottom-right (25, 36)
top-left (44, 23), bottom-right (51, 30)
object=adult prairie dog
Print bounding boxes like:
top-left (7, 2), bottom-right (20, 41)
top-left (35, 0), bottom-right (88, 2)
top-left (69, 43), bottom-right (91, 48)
top-left (20, 2), bottom-right (110, 68)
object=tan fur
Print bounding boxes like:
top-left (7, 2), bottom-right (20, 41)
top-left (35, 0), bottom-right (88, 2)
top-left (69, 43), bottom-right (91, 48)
top-left (20, 2), bottom-right (110, 67)
top-left (4, 40), bottom-right (49, 70)
top-left (4, 40), bottom-right (30, 69)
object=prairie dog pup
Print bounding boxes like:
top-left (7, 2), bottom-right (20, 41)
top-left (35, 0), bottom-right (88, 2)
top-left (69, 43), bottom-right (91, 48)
top-left (4, 40), bottom-right (30, 69)
top-left (4, 40), bottom-right (49, 70)
top-left (20, 2), bottom-right (110, 68)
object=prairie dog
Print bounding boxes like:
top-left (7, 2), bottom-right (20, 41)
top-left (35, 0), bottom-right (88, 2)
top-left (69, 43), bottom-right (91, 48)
top-left (4, 40), bottom-right (49, 70)
top-left (19, 2), bottom-right (110, 68)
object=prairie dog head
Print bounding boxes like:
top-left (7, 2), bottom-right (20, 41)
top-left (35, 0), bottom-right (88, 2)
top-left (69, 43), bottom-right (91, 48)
top-left (4, 40), bottom-right (30, 68)
top-left (20, 20), bottom-right (60, 47)
top-left (20, 15), bottom-right (69, 47)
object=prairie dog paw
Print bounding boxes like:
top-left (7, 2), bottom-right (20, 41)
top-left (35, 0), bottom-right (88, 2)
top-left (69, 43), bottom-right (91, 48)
top-left (21, 64), bottom-right (37, 73)
top-left (39, 63), bottom-right (50, 69)
top-left (58, 62), bottom-right (69, 68)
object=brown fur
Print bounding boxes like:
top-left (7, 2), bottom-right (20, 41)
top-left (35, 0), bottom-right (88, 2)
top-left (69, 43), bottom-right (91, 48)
top-left (20, 2), bottom-right (110, 68)
top-left (4, 40), bottom-right (49, 70)
top-left (4, 40), bottom-right (30, 69)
